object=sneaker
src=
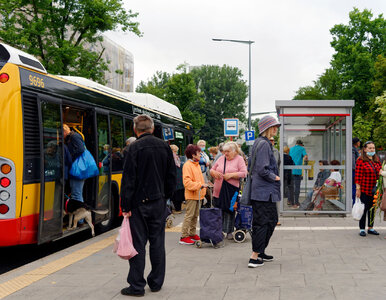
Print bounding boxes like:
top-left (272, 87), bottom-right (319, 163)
top-left (226, 233), bottom-right (233, 240)
top-left (258, 253), bottom-right (274, 261)
top-left (121, 287), bottom-right (145, 297)
top-left (359, 231), bottom-right (366, 237)
top-left (368, 229), bottom-right (379, 235)
top-left (179, 237), bottom-right (195, 245)
top-left (248, 258), bottom-right (264, 268)
top-left (190, 234), bottom-right (200, 241)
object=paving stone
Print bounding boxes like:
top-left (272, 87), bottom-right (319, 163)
top-left (256, 273), bottom-right (305, 288)
top-left (305, 274), bottom-right (356, 287)
top-left (333, 286), bottom-right (386, 300)
top-left (224, 286), bottom-right (280, 300)
top-left (280, 286), bottom-right (335, 300)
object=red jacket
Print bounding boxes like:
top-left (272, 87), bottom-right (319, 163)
top-left (355, 158), bottom-right (381, 196)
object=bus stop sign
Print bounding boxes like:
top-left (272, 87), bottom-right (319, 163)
top-left (224, 118), bottom-right (239, 137)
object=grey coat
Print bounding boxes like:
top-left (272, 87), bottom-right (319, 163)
top-left (249, 136), bottom-right (281, 202)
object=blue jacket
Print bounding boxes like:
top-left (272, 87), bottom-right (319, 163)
top-left (249, 136), bottom-right (280, 202)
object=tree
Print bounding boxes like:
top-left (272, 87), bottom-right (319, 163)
top-left (0, 0), bottom-right (141, 83)
top-left (136, 71), bottom-right (171, 99)
top-left (136, 70), bottom-right (205, 132)
top-left (190, 65), bottom-right (248, 145)
top-left (293, 8), bottom-right (385, 148)
top-left (329, 8), bottom-right (386, 114)
top-left (164, 73), bottom-right (205, 132)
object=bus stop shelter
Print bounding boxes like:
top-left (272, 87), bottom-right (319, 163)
top-left (276, 100), bottom-right (355, 214)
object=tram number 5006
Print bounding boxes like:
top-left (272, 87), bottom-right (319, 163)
top-left (29, 75), bottom-right (45, 88)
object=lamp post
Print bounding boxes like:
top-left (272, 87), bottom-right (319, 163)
top-left (212, 38), bottom-right (254, 131)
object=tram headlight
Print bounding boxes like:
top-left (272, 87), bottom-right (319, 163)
top-left (0, 177), bottom-right (11, 188)
top-left (0, 73), bottom-right (9, 83)
top-left (1, 164), bottom-right (11, 174)
top-left (0, 191), bottom-right (9, 201)
top-left (0, 204), bottom-right (9, 214)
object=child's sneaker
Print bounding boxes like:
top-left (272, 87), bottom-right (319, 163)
top-left (190, 235), bottom-right (200, 241)
top-left (179, 237), bottom-right (195, 245)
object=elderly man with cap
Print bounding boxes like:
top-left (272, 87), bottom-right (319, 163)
top-left (247, 115), bottom-right (281, 268)
top-left (289, 140), bottom-right (308, 209)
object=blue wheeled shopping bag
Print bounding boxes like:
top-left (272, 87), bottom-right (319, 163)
top-left (234, 204), bottom-right (253, 230)
top-left (199, 207), bottom-right (223, 245)
top-left (69, 148), bottom-right (99, 180)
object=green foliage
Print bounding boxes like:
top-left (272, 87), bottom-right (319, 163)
top-left (165, 73), bottom-right (206, 131)
top-left (190, 65), bottom-right (248, 145)
top-left (293, 8), bottom-right (385, 149)
top-left (0, 0), bottom-right (141, 83)
top-left (137, 64), bottom-right (248, 146)
top-left (136, 70), bottom-right (205, 131)
top-left (136, 71), bottom-right (171, 99)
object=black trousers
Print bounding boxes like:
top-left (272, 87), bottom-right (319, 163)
top-left (127, 198), bottom-right (166, 292)
top-left (171, 189), bottom-right (184, 211)
top-left (359, 193), bottom-right (375, 230)
top-left (251, 200), bottom-right (278, 254)
top-left (293, 175), bottom-right (302, 205)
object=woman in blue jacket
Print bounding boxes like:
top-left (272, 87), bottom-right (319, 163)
top-left (248, 115), bottom-right (281, 268)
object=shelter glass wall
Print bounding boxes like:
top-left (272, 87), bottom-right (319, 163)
top-left (276, 100), bottom-right (354, 215)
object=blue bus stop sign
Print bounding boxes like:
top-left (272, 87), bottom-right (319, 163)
top-left (245, 130), bottom-right (255, 145)
top-left (224, 118), bottom-right (239, 137)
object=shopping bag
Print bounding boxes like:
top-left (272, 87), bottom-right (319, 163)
top-left (69, 148), bottom-right (99, 179)
top-left (352, 197), bottom-right (364, 221)
top-left (199, 207), bottom-right (223, 244)
top-left (115, 217), bottom-right (138, 260)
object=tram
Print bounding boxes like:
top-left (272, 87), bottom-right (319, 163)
top-left (0, 43), bottom-right (193, 246)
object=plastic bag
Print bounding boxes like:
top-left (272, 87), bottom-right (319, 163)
top-left (114, 217), bottom-right (138, 260)
top-left (69, 148), bottom-right (99, 180)
top-left (352, 197), bottom-right (364, 221)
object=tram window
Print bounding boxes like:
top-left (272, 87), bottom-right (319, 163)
top-left (110, 115), bottom-right (124, 172)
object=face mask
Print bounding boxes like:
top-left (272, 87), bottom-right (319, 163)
top-left (200, 147), bottom-right (205, 151)
top-left (103, 150), bottom-right (108, 155)
top-left (367, 151), bottom-right (375, 157)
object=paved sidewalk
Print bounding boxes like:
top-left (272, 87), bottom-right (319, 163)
top-left (2, 215), bottom-right (386, 300)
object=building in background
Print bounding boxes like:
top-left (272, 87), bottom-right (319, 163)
top-left (88, 35), bottom-right (134, 92)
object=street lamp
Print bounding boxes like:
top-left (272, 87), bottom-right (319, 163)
top-left (212, 38), bottom-right (255, 131)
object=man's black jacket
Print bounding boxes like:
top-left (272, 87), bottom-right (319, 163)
top-left (120, 133), bottom-right (176, 212)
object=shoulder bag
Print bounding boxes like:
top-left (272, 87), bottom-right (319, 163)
top-left (217, 158), bottom-right (239, 212)
top-left (240, 139), bottom-right (265, 205)
top-left (69, 145), bottom-right (100, 180)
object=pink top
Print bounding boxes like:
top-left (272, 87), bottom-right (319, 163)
top-left (211, 155), bottom-right (247, 198)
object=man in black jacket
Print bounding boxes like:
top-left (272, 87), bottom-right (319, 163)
top-left (120, 114), bottom-right (176, 297)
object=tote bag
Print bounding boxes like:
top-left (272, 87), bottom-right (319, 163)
top-left (69, 148), bottom-right (99, 180)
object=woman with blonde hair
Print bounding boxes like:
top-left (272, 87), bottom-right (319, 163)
top-left (210, 141), bottom-right (247, 239)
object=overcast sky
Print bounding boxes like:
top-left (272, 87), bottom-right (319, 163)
top-left (107, 0), bottom-right (385, 117)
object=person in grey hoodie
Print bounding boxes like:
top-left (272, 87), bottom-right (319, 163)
top-left (248, 115), bottom-right (281, 268)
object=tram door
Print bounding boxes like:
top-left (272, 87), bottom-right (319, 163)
top-left (38, 96), bottom-right (64, 244)
top-left (95, 112), bottom-right (111, 222)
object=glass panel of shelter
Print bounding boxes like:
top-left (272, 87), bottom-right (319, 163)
top-left (282, 116), bottom-right (346, 212)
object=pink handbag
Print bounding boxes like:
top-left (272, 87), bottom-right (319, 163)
top-left (114, 217), bottom-right (138, 260)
